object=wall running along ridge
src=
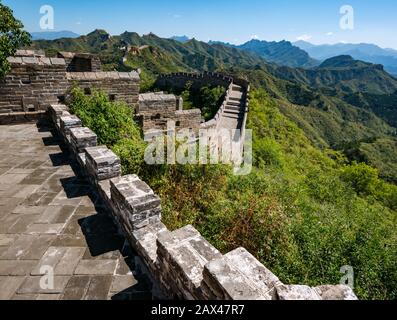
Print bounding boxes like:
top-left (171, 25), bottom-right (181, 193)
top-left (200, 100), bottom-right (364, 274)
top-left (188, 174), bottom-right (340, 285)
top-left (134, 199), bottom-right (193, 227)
top-left (155, 72), bottom-right (250, 131)
top-left (47, 103), bottom-right (358, 301)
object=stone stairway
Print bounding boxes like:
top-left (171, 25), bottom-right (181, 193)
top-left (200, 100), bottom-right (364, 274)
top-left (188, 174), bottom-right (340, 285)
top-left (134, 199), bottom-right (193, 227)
top-left (218, 84), bottom-right (247, 136)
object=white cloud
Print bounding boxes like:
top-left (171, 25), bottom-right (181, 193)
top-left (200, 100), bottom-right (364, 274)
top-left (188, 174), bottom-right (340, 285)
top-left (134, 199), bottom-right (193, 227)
top-left (251, 35), bottom-right (259, 40)
top-left (326, 32), bottom-right (334, 36)
top-left (296, 34), bottom-right (312, 41)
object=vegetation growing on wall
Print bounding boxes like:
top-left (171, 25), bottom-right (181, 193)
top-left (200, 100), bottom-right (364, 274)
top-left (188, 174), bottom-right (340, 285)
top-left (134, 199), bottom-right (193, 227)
top-left (69, 87), bottom-right (397, 300)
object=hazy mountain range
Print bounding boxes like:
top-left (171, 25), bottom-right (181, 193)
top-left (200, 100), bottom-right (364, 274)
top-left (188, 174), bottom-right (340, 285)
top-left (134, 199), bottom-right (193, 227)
top-left (173, 36), bottom-right (397, 76)
top-left (294, 41), bottom-right (397, 76)
top-left (30, 30), bottom-right (80, 41)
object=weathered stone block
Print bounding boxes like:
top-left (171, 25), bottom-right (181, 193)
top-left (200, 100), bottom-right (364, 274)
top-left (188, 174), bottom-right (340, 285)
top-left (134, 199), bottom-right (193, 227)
top-left (110, 175), bottom-right (162, 231)
top-left (70, 127), bottom-right (97, 154)
top-left (85, 146), bottom-right (121, 182)
top-left (156, 225), bottom-right (222, 300)
top-left (48, 104), bottom-right (69, 125)
top-left (132, 222), bottom-right (168, 270)
top-left (60, 114), bottom-right (82, 137)
top-left (314, 285), bottom-right (358, 300)
top-left (77, 152), bottom-right (86, 169)
top-left (203, 247), bottom-right (281, 300)
top-left (276, 285), bottom-right (322, 300)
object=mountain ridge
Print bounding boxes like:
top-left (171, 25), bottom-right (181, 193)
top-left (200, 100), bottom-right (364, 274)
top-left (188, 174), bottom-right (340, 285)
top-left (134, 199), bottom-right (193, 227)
top-left (30, 30), bottom-right (80, 41)
top-left (294, 40), bottom-right (397, 75)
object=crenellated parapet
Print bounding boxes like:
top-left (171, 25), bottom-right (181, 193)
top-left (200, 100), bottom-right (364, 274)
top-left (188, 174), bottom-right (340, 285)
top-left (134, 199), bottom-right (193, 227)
top-left (47, 103), bottom-right (358, 301)
top-left (0, 50), bottom-right (140, 124)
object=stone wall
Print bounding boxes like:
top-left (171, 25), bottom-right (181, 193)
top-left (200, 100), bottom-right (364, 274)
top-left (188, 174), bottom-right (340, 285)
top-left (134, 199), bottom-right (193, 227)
top-left (0, 56), bottom-right (69, 114)
top-left (67, 72), bottom-right (140, 106)
top-left (47, 103), bottom-right (358, 301)
top-left (155, 72), bottom-right (234, 91)
top-left (154, 72), bottom-right (250, 131)
top-left (0, 51), bottom-right (140, 121)
top-left (58, 52), bottom-right (102, 72)
top-left (137, 92), bottom-right (201, 132)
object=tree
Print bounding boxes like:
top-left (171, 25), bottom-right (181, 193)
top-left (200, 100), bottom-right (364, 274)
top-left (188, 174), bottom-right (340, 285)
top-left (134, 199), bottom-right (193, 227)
top-left (0, 1), bottom-right (31, 77)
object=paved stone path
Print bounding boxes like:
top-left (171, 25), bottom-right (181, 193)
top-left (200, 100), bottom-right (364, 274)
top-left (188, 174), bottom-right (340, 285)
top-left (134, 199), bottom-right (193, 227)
top-left (0, 123), bottom-right (152, 300)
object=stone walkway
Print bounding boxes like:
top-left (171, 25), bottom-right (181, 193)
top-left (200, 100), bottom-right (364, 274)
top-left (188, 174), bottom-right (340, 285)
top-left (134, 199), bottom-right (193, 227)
top-left (0, 123), bottom-right (152, 300)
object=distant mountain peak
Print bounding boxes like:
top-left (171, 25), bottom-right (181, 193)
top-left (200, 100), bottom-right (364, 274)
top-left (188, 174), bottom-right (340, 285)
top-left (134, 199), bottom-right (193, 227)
top-left (294, 41), bottom-right (397, 75)
top-left (87, 29), bottom-right (109, 36)
top-left (170, 35), bottom-right (190, 43)
top-left (319, 55), bottom-right (372, 69)
top-left (239, 39), bottom-right (319, 68)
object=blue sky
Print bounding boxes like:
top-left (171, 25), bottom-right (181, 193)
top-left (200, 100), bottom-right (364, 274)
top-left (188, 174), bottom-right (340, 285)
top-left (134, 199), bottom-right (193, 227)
top-left (4, 0), bottom-right (397, 49)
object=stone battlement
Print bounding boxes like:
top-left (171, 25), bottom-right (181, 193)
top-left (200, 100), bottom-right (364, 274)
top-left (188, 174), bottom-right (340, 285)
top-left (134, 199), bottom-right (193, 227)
top-left (137, 92), bottom-right (201, 132)
top-left (46, 103), bottom-right (358, 301)
top-left (0, 51), bottom-right (140, 120)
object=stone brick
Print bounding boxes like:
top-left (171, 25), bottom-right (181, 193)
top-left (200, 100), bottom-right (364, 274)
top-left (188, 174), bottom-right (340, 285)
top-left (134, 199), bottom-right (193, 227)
top-left (314, 285), bottom-right (358, 300)
top-left (156, 225), bottom-right (222, 299)
top-left (60, 115), bottom-right (82, 137)
top-left (85, 146), bottom-right (121, 182)
top-left (203, 247), bottom-right (281, 300)
top-left (110, 175), bottom-right (162, 232)
top-left (50, 58), bottom-right (66, 65)
top-left (131, 222), bottom-right (167, 271)
top-left (70, 127), bottom-right (97, 154)
top-left (276, 285), bottom-right (322, 300)
top-left (48, 104), bottom-right (69, 125)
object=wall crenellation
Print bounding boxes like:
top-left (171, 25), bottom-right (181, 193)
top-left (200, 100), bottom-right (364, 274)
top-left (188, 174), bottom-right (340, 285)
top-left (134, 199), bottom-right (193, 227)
top-left (0, 49), bottom-right (358, 301)
top-left (0, 50), bottom-right (140, 124)
top-left (47, 103), bottom-right (358, 301)
top-left (137, 92), bottom-right (201, 132)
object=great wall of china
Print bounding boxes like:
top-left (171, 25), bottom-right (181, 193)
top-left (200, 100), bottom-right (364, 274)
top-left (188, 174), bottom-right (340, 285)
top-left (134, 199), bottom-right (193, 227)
top-left (0, 50), bottom-right (357, 300)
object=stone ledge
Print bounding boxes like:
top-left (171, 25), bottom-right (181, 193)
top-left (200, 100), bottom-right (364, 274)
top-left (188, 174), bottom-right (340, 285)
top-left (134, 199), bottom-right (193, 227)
top-left (157, 225), bottom-right (223, 299)
top-left (60, 114), bottom-right (82, 137)
top-left (0, 111), bottom-right (47, 125)
top-left (7, 56), bottom-right (66, 66)
top-left (315, 285), bottom-right (358, 300)
top-left (110, 175), bottom-right (162, 232)
top-left (203, 248), bottom-right (282, 300)
top-left (85, 146), bottom-right (121, 182)
top-left (48, 104), bottom-right (69, 125)
top-left (139, 92), bottom-right (177, 102)
top-left (66, 71), bottom-right (140, 81)
top-left (70, 127), bottom-right (97, 154)
top-left (275, 285), bottom-right (322, 300)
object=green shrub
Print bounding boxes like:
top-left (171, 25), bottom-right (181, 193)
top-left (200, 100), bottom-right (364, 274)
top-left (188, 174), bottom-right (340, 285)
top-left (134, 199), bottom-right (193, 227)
top-left (69, 87), bottom-right (142, 146)
top-left (341, 162), bottom-right (380, 196)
